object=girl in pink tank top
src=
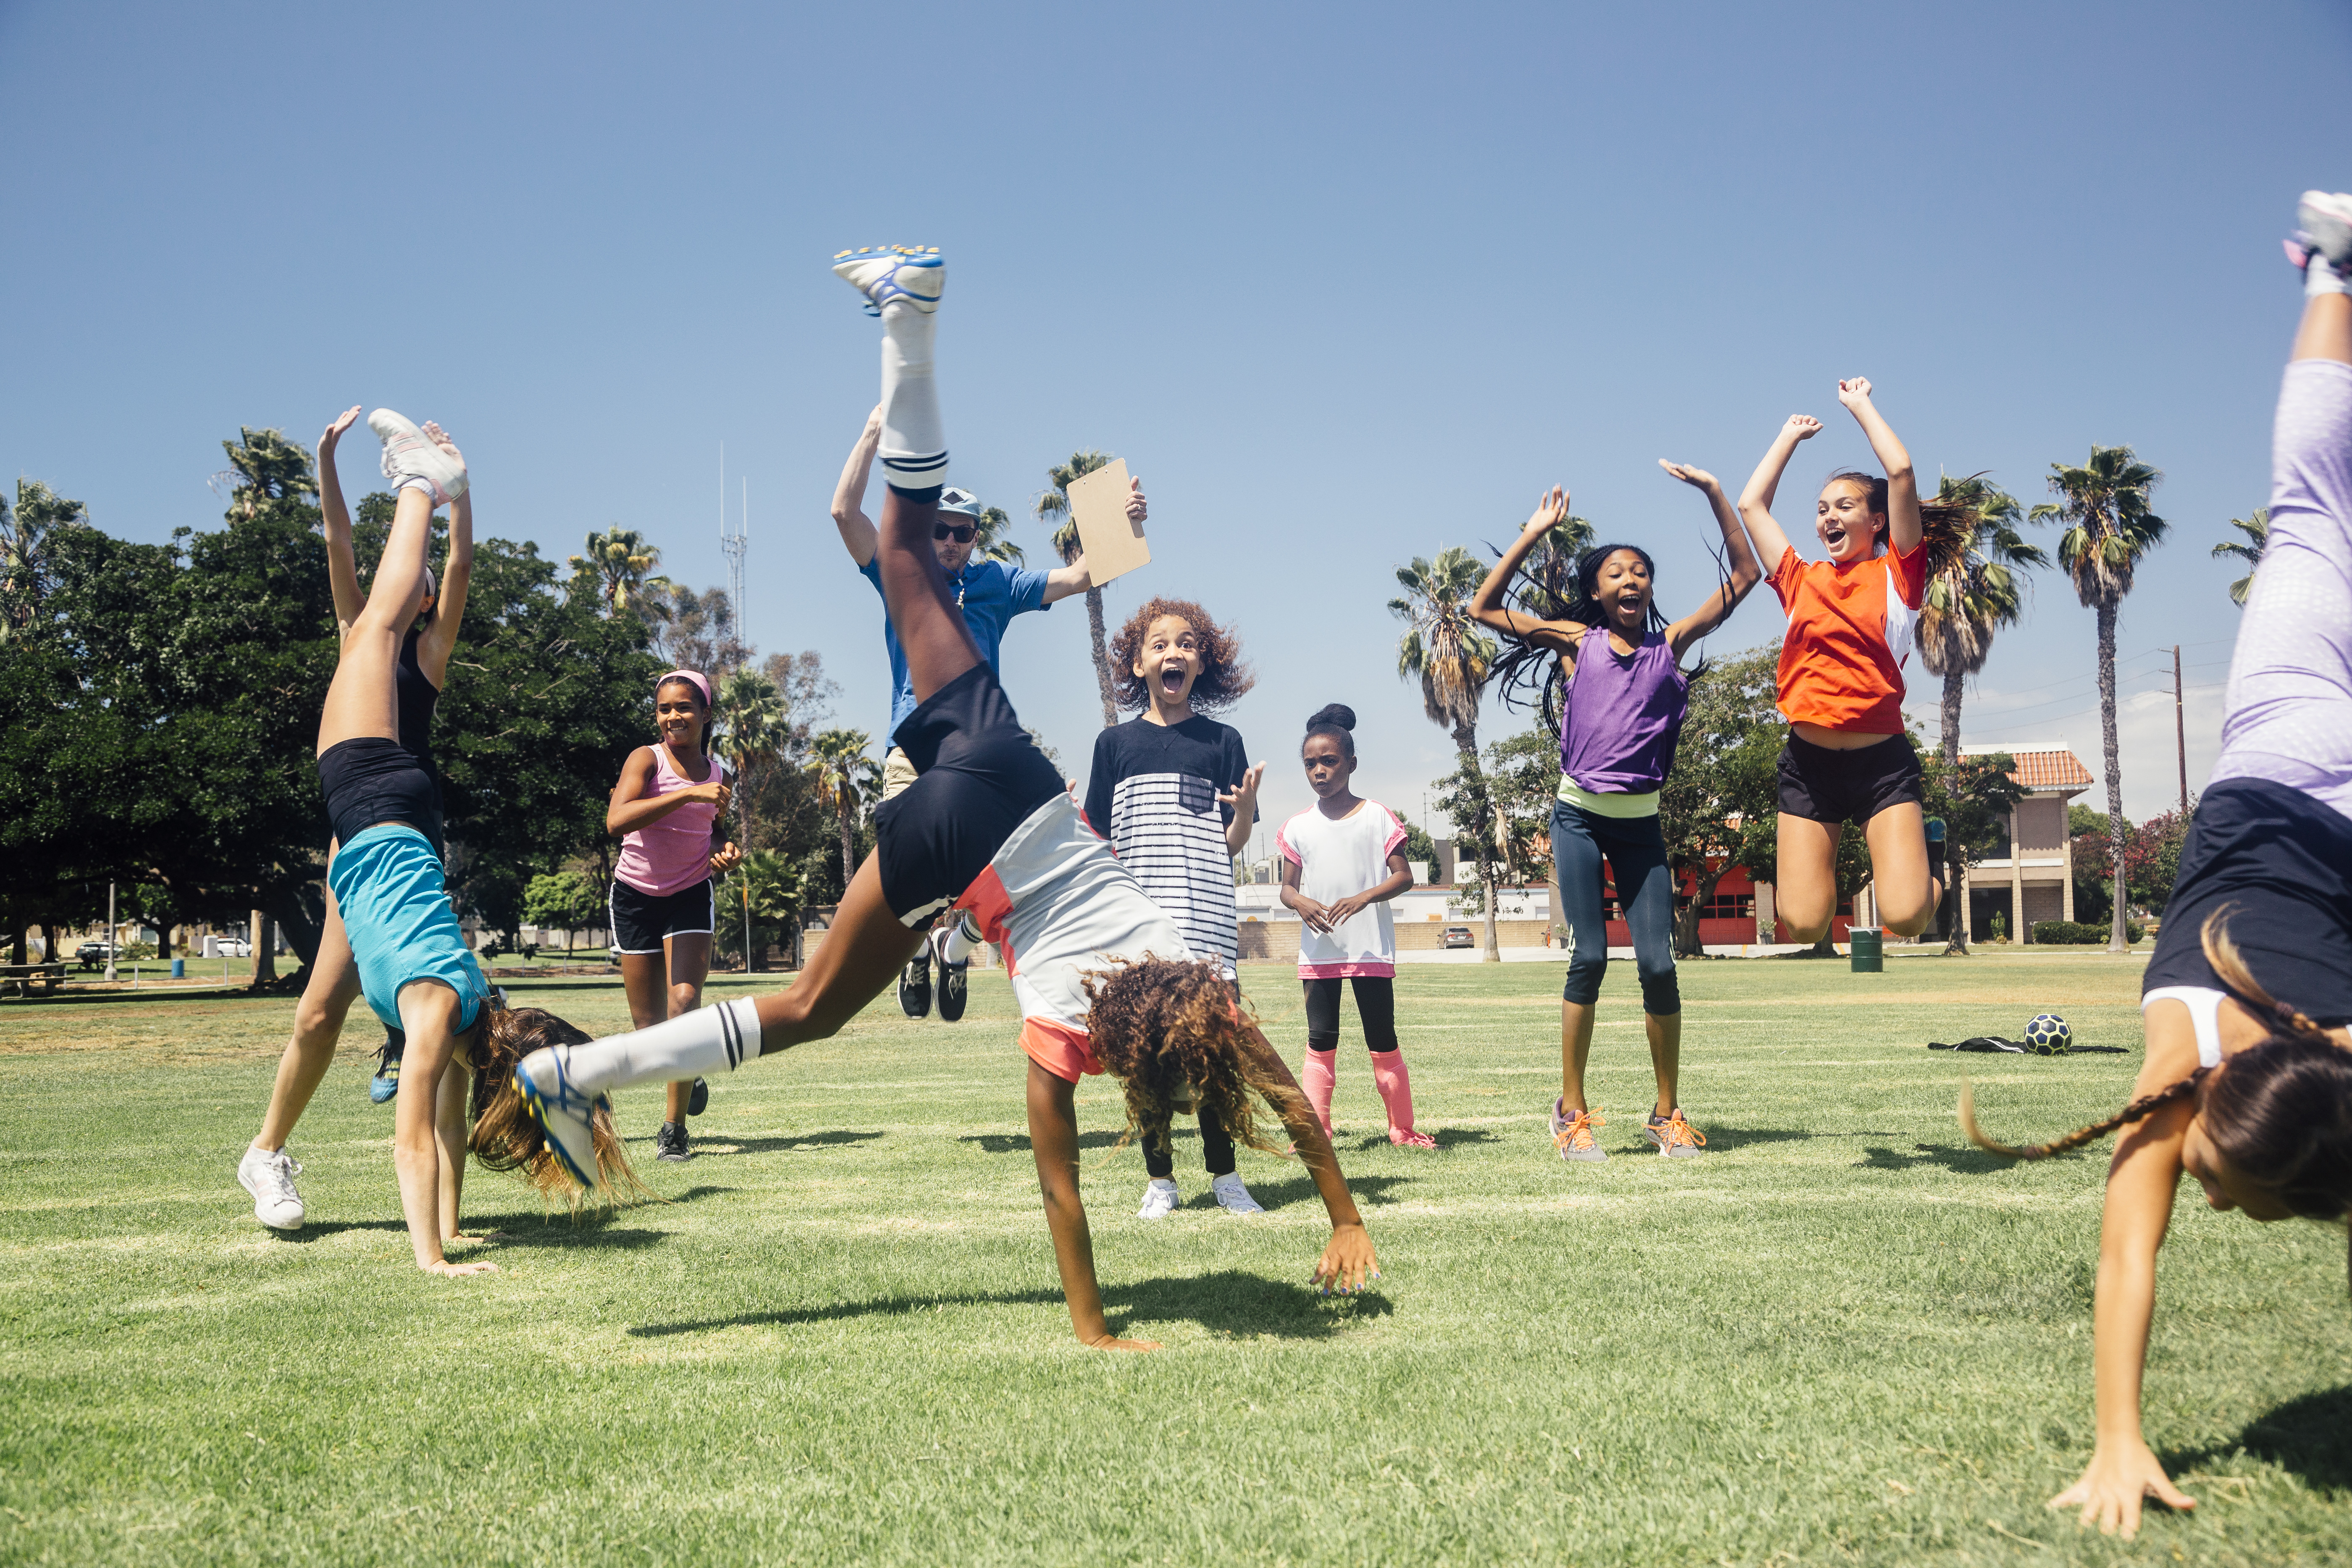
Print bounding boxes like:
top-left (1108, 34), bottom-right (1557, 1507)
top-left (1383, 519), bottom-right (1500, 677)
top-left (605, 671), bottom-right (743, 1160)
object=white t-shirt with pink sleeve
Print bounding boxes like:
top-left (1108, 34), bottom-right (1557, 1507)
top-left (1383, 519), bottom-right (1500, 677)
top-left (1276, 798), bottom-right (1407, 978)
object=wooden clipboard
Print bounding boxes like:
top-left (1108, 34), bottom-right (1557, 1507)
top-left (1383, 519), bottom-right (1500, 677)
top-left (1066, 459), bottom-right (1150, 587)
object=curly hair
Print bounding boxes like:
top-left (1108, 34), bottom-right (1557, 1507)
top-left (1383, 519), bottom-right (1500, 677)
top-left (1108, 598), bottom-right (1255, 715)
top-left (1961, 911), bottom-right (2352, 1291)
top-left (467, 1007), bottom-right (649, 1207)
top-left (1083, 958), bottom-right (1308, 1167)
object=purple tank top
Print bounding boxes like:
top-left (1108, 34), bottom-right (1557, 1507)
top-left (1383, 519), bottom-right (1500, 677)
top-left (1558, 627), bottom-right (1690, 794)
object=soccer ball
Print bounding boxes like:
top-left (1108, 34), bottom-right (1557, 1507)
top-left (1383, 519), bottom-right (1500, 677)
top-left (2023, 1014), bottom-right (2072, 1055)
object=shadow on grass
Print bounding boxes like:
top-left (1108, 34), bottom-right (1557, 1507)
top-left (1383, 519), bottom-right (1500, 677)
top-left (1694, 1125), bottom-right (1816, 1151)
top-left (2165, 1386), bottom-right (2352, 1495)
top-left (1856, 1142), bottom-right (2015, 1175)
top-left (627, 1269), bottom-right (1391, 1342)
top-left (1344, 1128), bottom-right (1499, 1153)
top-left (1228, 1173), bottom-right (1413, 1211)
top-left (686, 1130), bottom-right (887, 1155)
top-left (961, 1130), bottom-right (1127, 1155)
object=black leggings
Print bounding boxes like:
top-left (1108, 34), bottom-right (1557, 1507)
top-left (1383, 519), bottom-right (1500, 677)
top-left (1144, 1109), bottom-right (1236, 1179)
top-left (1303, 975), bottom-right (1399, 1053)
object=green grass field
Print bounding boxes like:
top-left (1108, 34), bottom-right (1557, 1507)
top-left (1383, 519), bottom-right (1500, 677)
top-left (1, 953), bottom-right (2345, 1565)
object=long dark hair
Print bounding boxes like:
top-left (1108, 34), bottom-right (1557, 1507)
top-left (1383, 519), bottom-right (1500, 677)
top-left (1490, 538), bottom-right (1724, 740)
top-left (1963, 913), bottom-right (2352, 1291)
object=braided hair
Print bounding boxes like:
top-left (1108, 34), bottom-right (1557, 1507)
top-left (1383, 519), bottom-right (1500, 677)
top-left (1962, 911), bottom-right (2352, 1291)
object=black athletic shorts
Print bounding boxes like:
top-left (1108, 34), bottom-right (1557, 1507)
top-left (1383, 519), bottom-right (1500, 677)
top-left (319, 736), bottom-right (444, 858)
top-left (608, 877), bottom-right (716, 954)
top-left (1776, 732), bottom-right (1923, 826)
top-left (874, 663), bottom-right (1064, 924)
top-left (2142, 777), bottom-right (2352, 1026)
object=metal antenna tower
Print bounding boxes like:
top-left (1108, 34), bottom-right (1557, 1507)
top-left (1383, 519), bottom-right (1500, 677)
top-left (719, 445), bottom-right (748, 633)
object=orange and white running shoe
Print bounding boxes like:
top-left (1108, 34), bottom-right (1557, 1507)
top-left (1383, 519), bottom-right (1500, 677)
top-left (1643, 1107), bottom-right (1707, 1158)
top-left (1550, 1100), bottom-right (1606, 1163)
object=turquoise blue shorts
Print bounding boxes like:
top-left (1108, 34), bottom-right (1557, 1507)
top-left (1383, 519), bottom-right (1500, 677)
top-left (327, 825), bottom-right (490, 1034)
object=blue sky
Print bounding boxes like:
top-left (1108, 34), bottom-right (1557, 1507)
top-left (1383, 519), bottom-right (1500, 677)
top-left (5, 0), bottom-right (2347, 844)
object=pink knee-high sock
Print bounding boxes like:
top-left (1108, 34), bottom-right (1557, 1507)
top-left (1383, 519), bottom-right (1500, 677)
top-left (1370, 1049), bottom-right (1418, 1139)
top-left (1300, 1049), bottom-right (1337, 1135)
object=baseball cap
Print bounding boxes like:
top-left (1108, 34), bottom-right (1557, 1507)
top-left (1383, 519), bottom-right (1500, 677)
top-left (938, 486), bottom-right (984, 519)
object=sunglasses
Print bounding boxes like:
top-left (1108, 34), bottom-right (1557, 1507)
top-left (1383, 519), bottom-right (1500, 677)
top-left (932, 521), bottom-right (977, 543)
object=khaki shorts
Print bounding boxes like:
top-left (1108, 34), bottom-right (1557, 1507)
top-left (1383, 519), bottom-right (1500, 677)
top-left (882, 745), bottom-right (919, 801)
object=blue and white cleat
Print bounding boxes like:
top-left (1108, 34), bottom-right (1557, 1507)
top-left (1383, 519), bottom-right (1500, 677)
top-left (514, 1044), bottom-right (610, 1191)
top-left (832, 245), bottom-right (944, 315)
top-left (2289, 191), bottom-right (2352, 273)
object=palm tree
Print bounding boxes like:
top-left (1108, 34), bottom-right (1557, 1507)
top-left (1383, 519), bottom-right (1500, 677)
top-left (718, 850), bottom-right (804, 972)
top-left (217, 427), bottom-right (318, 523)
top-left (1391, 546), bottom-right (1502, 960)
top-left (717, 666), bottom-right (789, 856)
top-left (2031, 445), bottom-right (2167, 953)
top-left (0, 480), bottom-right (91, 641)
top-left (974, 504), bottom-right (1025, 567)
top-left (570, 525), bottom-right (675, 617)
top-left (2212, 508), bottom-right (2269, 606)
top-left (1034, 450), bottom-right (1118, 727)
top-left (807, 728), bottom-right (881, 891)
top-left (1916, 474), bottom-right (2045, 953)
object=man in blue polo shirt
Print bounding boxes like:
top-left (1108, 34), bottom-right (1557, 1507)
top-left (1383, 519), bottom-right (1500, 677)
top-left (828, 404), bottom-right (1147, 1017)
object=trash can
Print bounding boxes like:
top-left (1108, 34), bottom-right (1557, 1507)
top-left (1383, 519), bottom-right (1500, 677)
top-left (170, 958), bottom-right (186, 979)
top-left (1849, 927), bottom-right (1883, 973)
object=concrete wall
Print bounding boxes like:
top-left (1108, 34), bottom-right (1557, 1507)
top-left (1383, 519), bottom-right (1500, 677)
top-left (2016, 797), bottom-right (2069, 851)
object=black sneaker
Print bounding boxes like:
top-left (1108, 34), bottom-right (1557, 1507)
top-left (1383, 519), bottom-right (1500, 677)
top-left (685, 1077), bottom-right (709, 1117)
top-left (655, 1121), bottom-right (694, 1161)
top-left (369, 1027), bottom-right (406, 1105)
top-left (898, 951), bottom-right (932, 1018)
top-left (937, 953), bottom-right (968, 1022)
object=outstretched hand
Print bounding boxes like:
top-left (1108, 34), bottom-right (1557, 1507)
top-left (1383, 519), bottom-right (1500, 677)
top-left (321, 405), bottom-right (362, 451)
top-left (1524, 484), bottom-right (1571, 535)
top-left (1216, 762), bottom-right (1265, 819)
top-left (1780, 415), bottom-right (1823, 443)
top-left (1311, 1223), bottom-right (1380, 1295)
top-left (2050, 1443), bottom-right (2196, 1539)
top-left (1836, 377), bottom-right (1874, 410)
top-left (1658, 460), bottom-right (1720, 492)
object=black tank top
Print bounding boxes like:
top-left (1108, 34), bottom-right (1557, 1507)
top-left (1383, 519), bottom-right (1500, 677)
top-left (396, 628), bottom-right (441, 775)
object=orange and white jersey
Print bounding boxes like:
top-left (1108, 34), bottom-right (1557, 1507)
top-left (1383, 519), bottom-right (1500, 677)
top-left (1768, 541), bottom-right (1927, 735)
top-left (954, 789), bottom-right (1195, 1082)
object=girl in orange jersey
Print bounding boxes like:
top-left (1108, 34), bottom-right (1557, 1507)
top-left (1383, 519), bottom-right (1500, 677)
top-left (1735, 379), bottom-right (1962, 942)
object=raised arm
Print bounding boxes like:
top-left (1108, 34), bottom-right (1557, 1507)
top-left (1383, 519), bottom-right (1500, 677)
top-left (830, 406), bottom-right (884, 568)
top-left (1835, 378), bottom-right (1921, 555)
top-left (1042, 477), bottom-right (1147, 605)
top-left (1735, 414), bottom-right (1821, 570)
top-left (606, 747), bottom-right (732, 836)
top-left (415, 424), bottom-right (472, 684)
top-left (318, 406), bottom-right (365, 636)
top-left (1657, 461), bottom-right (1763, 659)
top-left (1467, 486), bottom-right (1590, 659)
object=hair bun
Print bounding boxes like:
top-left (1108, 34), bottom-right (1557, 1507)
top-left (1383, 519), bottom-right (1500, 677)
top-left (1306, 703), bottom-right (1356, 733)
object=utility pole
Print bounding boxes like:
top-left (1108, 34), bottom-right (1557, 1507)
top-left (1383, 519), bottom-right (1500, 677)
top-left (2173, 644), bottom-right (2188, 816)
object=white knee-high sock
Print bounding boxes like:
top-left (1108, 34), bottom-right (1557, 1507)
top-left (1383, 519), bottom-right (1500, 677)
top-left (878, 300), bottom-right (948, 492)
top-left (937, 910), bottom-right (983, 964)
top-left (563, 997), bottom-right (763, 1094)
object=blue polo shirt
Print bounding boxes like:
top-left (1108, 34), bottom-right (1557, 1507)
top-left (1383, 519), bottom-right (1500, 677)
top-left (859, 554), bottom-right (1053, 743)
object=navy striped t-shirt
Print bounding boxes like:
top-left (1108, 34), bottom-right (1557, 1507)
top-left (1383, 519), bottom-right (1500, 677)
top-left (1083, 715), bottom-right (1252, 980)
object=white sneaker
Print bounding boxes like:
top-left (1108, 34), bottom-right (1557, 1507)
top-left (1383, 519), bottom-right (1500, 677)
top-left (832, 245), bottom-right (945, 315)
top-left (2297, 191), bottom-right (2352, 271)
top-left (514, 1044), bottom-right (609, 1191)
top-left (1210, 1172), bottom-right (1264, 1215)
top-left (1137, 1177), bottom-right (1180, 1220)
top-left (238, 1144), bottom-right (305, 1230)
top-left (368, 407), bottom-right (468, 506)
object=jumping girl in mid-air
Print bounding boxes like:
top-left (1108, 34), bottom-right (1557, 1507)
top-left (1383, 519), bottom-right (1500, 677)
top-left (1088, 596), bottom-right (1267, 1219)
top-left (1469, 464), bottom-right (1760, 1163)
top-left (1736, 378), bottom-right (1964, 943)
top-left (239, 403), bottom-right (472, 1232)
top-left (1276, 705), bottom-right (1431, 1149)
top-left (504, 247), bottom-right (1378, 1346)
top-left (605, 669), bottom-right (743, 1162)
top-left (1962, 190), bottom-right (2352, 1542)
top-left (306, 410), bottom-right (633, 1272)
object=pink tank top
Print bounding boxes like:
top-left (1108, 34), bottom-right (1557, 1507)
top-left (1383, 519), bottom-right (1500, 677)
top-left (614, 746), bottom-right (727, 898)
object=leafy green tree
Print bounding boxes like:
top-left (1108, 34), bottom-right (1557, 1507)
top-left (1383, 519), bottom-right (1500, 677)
top-left (1392, 546), bottom-right (1501, 958)
top-left (807, 729), bottom-right (880, 889)
top-left (2032, 445), bottom-right (2168, 952)
top-left (718, 665), bottom-right (789, 852)
top-left (648, 583), bottom-right (750, 677)
top-left (570, 525), bottom-right (674, 616)
top-left (1034, 450), bottom-right (1119, 726)
top-left (1478, 729), bottom-right (1563, 889)
top-left (1919, 749), bottom-right (2026, 954)
top-left (2212, 508), bottom-right (2269, 607)
top-left (523, 871), bottom-right (602, 956)
top-left (0, 479), bottom-right (93, 641)
top-left (1656, 645), bottom-right (1782, 955)
top-left (717, 849), bottom-right (805, 969)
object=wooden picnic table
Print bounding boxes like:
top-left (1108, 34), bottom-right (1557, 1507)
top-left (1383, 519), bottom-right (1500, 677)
top-left (0, 962), bottom-right (70, 999)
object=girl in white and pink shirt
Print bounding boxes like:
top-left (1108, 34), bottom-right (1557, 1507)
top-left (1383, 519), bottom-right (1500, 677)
top-left (1276, 704), bottom-right (1435, 1148)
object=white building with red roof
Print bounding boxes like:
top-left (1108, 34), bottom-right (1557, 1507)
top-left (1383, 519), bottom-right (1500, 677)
top-left (1956, 741), bottom-right (2095, 942)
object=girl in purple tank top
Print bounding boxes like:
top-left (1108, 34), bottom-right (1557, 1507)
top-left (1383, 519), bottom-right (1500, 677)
top-left (605, 671), bottom-right (744, 1161)
top-left (1471, 467), bottom-right (1761, 1165)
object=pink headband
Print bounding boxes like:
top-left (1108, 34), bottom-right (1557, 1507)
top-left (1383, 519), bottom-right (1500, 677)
top-left (657, 670), bottom-right (712, 708)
